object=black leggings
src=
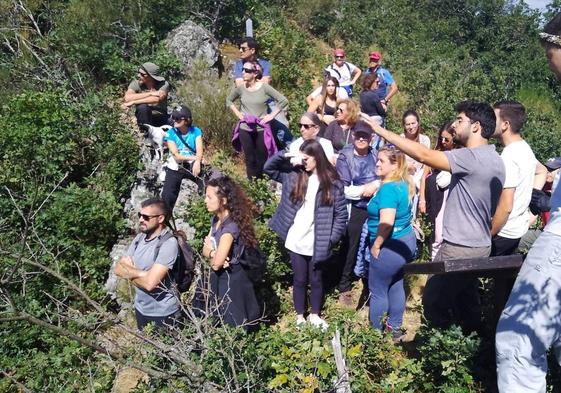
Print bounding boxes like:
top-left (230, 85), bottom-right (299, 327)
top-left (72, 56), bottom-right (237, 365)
top-left (338, 205), bottom-right (368, 293)
top-left (161, 167), bottom-right (204, 211)
top-left (239, 129), bottom-right (267, 179)
top-left (290, 252), bottom-right (324, 315)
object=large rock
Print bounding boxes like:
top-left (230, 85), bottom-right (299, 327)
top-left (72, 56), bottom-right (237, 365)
top-left (166, 21), bottom-right (220, 71)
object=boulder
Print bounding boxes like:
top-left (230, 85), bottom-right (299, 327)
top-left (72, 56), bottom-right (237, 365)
top-left (166, 21), bottom-right (220, 71)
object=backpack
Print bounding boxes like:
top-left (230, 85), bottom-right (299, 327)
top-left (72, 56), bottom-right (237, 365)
top-left (134, 229), bottom-right (195, 293)
top-left (236, 244), bottom-right (267, 285)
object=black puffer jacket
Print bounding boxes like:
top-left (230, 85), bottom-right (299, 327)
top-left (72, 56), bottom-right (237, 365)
top-left (264, 151), bottom-right (348, 263)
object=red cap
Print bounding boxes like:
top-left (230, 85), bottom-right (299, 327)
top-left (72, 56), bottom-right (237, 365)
top-left (369, 51), bottom-right (382, 61)
top-left (334, 48), bottom-right (345, 57)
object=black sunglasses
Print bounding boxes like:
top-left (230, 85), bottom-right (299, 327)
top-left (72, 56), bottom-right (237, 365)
top-left (138, 212), bottom-right (162, 221)
top-left (299, 123), bottom-right (317, 129)
top-left (242, 67), bottom-right (256, 73)
top-left (138, 71), bottom-right (148, 77)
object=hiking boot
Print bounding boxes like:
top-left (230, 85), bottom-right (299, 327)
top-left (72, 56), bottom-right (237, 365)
top-left (338, 291), bottom-right (354, 308)
top-left (308, 314), bottom-right (329, 331)
top-left (391, 329), bottom-right (407, 344)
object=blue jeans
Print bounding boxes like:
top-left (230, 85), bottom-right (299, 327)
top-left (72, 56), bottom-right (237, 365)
top-left (496, 230), bottom-right (561, 393)
top-left (368, 231), bottom-right (417, 330)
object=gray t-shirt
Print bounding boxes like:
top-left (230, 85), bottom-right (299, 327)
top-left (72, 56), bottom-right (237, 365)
top-left (442, 145), bottom-right (505, 247)
top-left (126, 229), bottom-right (179, 316)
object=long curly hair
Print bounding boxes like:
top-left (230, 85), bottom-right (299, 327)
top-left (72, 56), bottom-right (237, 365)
top-left (206, 176), bottom-right (259, 248)
top-left (290, 139), bottom-right (339, 206)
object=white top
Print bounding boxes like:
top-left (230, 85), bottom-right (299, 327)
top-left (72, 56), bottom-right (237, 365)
top-left (499, 140), bottom-right (537, 239)
top-left (401, 133), bottom-right (431, 188)
top-left (289, 137), bottom-right (335, 163)
top-left (285, 174), bottom-right (320, 256)
top-left (324, 62), bottom-right (358, 87)
top-left (309, 86), bottom-right (349, 99)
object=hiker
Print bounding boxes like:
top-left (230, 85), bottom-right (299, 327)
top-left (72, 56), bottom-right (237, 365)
top-left (307, 76), bottom-right (347, 125)
top-left (495, 14), bottom-right (561, 390)
top-left (122, 62), bottom-right (170, 127)
top-left (367, 146), bottom-right (416, 339)
top-left (335, 122), bottom-right (380, 307)
top-left (288, 112), bottom-right (335, 164)
top-left (418, 122), bottom-right (456, 260)
top-left (264, 140), bottom-right (347, 329)
top-left (114, 198), bottom-right (181, 330)
top-left (359, 73), bottom-right (387, 126)
top-left (324, 48), bottom-right (361, 97)
top-left (233, 37), bottom-right (291, 148)
top-left (305, 75), bottom-right (349, 108)
top-left (363, 51), bottom-right (398, 105)
top-left (194, 176), bottom-right (261, 331)
top-left (161, 105), bottom-right (204, 211)
top-left (364, 101), bottom-right (505, 334)
top-left (227, 61), bottom-right (289, 179)
top-left (321, 99), bottom-right (361, 153)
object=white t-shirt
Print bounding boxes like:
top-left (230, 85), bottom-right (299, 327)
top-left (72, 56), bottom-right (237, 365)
top-left (309, 86), bottom-right (349, 100)
top-left (401, 133), bottom-right (431, 188)
top-left (289, 137), bottom-right (335, 163)
top-left (285, 174), bottom-right (320, 256)
top-left (499, 140), bottom-right (537, 239)
top-left (324, 62), bottom-right (357, 87)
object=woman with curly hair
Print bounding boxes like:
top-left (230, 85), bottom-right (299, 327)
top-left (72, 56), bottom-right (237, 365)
top-left (264, 139), bottom-right (347, 329)
top-left (368, 146), bottom-right (417, 340)
top-left (197, 176), bottom-right (261, 330)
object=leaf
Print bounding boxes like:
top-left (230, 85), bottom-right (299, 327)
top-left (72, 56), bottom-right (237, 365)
top-left (267, 374), bottom-right (289, 389)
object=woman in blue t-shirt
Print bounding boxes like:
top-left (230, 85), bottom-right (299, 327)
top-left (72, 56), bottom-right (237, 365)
top-left (161, 105), bottom-right (204, 210)
top-left (367, 146), bottom-right (417, 339)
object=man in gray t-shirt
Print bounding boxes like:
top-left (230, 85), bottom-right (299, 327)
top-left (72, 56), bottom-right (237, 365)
top-left (365, 101), bottom-right (505, 333)
top-left (115, 197), bottom-right (180, 330)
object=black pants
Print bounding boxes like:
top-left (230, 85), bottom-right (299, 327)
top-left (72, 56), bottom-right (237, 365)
top-left (239, 129), bottom-right (267, 179)
top-left (135, 104), bottom-right (169, 127)
top-left (491, 235), bottom-right (521, 327)
top-left (161, 167), bottom-right (205, 211)
top-left (135, 308), bottom-right (181, 330)
top-left (338, 205), bottom-right (368, 293)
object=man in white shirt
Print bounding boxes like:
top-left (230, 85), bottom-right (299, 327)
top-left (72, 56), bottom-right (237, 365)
top-left (324, 48), bottom-right (361, 97)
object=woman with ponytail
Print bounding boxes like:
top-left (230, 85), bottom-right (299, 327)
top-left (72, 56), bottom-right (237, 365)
top-left (367, 146), bottom-right (417, 340)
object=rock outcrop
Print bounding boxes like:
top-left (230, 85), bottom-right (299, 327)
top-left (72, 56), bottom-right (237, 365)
top-left (166, 21), bottom-right (221, 72)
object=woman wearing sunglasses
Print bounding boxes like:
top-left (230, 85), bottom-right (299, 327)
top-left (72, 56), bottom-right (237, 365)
top-left (288, 112), bottom-right (335, 165)
top-left (227, 61), bottom-right (289, 179)
top-left (321, 98), bottom-right (361, 153)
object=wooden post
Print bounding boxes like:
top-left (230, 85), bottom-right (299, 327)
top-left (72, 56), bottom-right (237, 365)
top-left (331, 329), bottom-right (351, 393)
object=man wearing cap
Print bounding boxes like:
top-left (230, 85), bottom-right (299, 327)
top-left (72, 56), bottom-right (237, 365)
top-left (495, 12), bottom-right (561, 392)
top-left (364, 51), bottom-right (398, 105)
top-left (123, 62), bottom-right (170, 127)
top-left (324, 49), bottom-right (361, 97)
top-left (161, 105), bottom-right (204, 211)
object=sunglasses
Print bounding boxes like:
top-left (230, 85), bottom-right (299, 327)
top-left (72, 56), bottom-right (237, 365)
top-left (299, 123), bottom-right (317, 129)
top-left (354, 133), bottom-right (371, 141)
top-left (335, 56), bottom-right (345, 59)
top-left (239, 46), bottom-right (250, 52)
top-left (441, 137), bottom-right (452, 143)
top-left (138, 71), bottom-right (148, 77)
top-left (336, 107), bottom-right (345, 112)
top-left (242, 68), bottom-right (256, 73)
top-left (138, 212), bottom-right (162, 221)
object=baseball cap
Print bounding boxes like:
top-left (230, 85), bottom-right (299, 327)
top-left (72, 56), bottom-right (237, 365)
top-left (545, 157), bottom-right (561, 170)
top-left (352, 120), bottom-right (373, 136)
top-left (171, 105), bottom-right (192, 120)
top-left (369, 51), bottom-right (382, 61)
top-left (334, 48), bottom-right (345, 57)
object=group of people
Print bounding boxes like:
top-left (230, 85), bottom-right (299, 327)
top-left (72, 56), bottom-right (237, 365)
top-left (117, 12), bottom-right (561, 390)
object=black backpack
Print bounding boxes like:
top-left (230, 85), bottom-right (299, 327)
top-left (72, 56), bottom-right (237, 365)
top-left (134, 229), bottom-right (195, 293)
top-left (237, 244), bottom-right (267, 285)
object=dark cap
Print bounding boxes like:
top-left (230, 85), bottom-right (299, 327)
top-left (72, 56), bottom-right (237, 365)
top-left (171, 105), bottom-right (192, 120)
top-left (352, 120), bottom-right (373, 136)
top-left (545, 157), bottom-right (561, 170)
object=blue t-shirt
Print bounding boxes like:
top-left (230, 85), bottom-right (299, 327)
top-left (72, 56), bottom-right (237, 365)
top-left (364, 66), bottom-right (394, 98)
top-left (367, 181), bottom-right (412, 240)
top-left (233, 58), bottom-right (272, 79)
top-left (164, 126), bottom-right (202, 157)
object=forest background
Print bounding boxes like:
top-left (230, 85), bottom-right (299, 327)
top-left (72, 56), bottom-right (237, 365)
top-left (2, 0), bottom-right (561, 392)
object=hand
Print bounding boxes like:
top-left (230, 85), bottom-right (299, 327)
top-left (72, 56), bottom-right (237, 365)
top-left (362, 181), bottom-right (380, 197)
top-left (192, 160), bottom-right (201, 177)
top-left (418, 200), bottom-right (427, 214)
top-left (370, 245), bottom-right (381, 259)
top-left (121, 101), bottom-right (134, 109)
top-left (261, 113), bottom-right (276, 124)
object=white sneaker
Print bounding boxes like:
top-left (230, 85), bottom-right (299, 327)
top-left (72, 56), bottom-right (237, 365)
top-left (296, 316), bottom-right (307, 327)
top-left (308, 314), bottom-right (328, 330)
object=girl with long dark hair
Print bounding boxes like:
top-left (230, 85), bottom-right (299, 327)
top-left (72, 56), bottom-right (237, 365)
top-left (264, 140), bottom-right (347, 328)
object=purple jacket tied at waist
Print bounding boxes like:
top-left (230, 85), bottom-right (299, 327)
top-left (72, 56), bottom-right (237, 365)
top-left (232, 114), bottom-right (278, 158)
